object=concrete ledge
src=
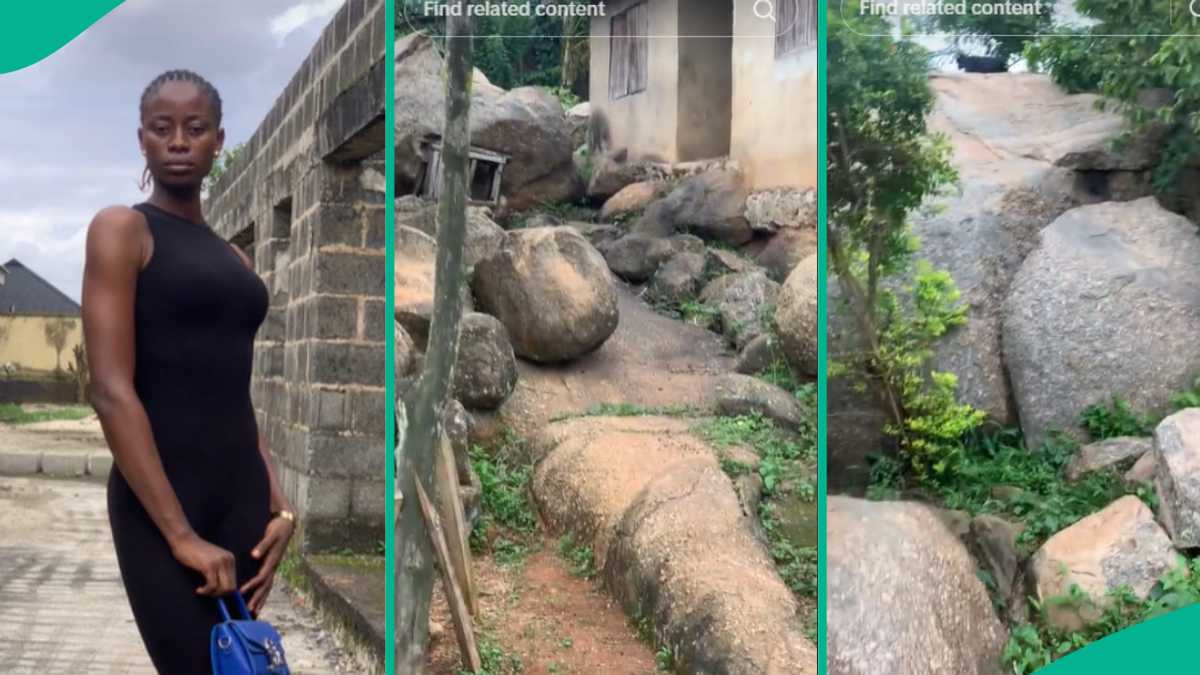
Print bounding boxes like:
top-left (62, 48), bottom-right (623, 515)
top-left (301, 555), bottom-right (385, 675)
top-left (0, 450), bottom-right (112, 480)
top-left (0, 452), bottom-right (41, 475)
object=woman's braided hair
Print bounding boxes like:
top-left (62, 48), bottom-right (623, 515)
top-left (137, 70), bottom-right (222, 191)
top-left (139, 69), bottom-right (222, 125)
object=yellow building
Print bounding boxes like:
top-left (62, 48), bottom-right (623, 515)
top-left (0, 259), bottom-right (83, 375)
top-left (589, 0), bottom-right (818, 190)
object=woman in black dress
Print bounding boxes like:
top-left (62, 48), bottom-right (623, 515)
top-left (81, 70), bottom-right (295, 674)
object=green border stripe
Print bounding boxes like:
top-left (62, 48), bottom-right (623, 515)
top-left (384, 0), bottom-right (396, 671)
top-left (816, 2), bottom-right (828, 673)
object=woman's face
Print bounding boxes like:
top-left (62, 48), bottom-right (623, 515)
top-left (137, 80), bottom-right (224, 190)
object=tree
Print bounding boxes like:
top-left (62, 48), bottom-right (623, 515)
top-left (394, 1), bottom-right (473, 671)
top-left (43, 318), bottom-right (72, 373)
top-left (828, 4), bottom-right (983, 479)
top-left (1025, 3), bottom-right (1200, 195)
top-left (923, 0), bottom-right (1051, 68)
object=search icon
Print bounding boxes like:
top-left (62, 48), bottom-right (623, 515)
top-left (1192, 0), bottom-right (1200, 18)
top-left (754, 0), bottom-right (776, 22)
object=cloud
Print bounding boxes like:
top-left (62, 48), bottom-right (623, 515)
top-left (269, 0), bottom-right (344, 45)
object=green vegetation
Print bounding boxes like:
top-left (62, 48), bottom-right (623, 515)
top-left (922, 0), bottom-right (1051, 67)
top-left (0, 404), bottom-right (92, 425)
top-left (470, 431), bottom-right (539, 568)
top-left (470, 627), bottom-right (526, 675)
top-left (1024, 2), bottom-right (1200, 194)
top-left (549, 402), bottom-right (697, 422)
top-left (1002, 559), bottom-right (1200, 674)
top-left (557, 533), bottom-right (596, 580)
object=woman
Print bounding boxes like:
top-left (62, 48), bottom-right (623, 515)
top-left (81, 69), bottom-right (295, 674)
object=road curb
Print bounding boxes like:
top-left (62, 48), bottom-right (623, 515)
top-left (0, 450), bottom-right (111, 480)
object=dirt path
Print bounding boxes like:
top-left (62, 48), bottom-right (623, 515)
top-left (428, 548), bottom-right (658, 674)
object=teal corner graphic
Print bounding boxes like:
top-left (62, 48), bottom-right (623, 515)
top-left (1038, 603), bottom-right (1200, 673)
top-left (0, 2), bottom-right (124, 74)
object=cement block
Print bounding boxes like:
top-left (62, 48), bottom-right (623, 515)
top-left (41, 452), bottom-right (87, 478)
top-left (0, 451), bottom-right (42, 476)
top-left (87, 453), bottom-right (113, 479)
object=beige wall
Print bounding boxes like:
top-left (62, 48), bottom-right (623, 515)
top-left (677, 0), bottom-right (733, 161)
top-left (731, 2), bottom-right (818, 189)
top-left (0, 316), bottom-right (83, 373)
top-left (590, 0), bottom-right (681, 162)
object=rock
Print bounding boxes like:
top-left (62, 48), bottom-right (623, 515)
top-left (713, 373), bottom-right (806, 431)
top-left (472, 227), bottom-right (618, 363)
top-left (633, 170), bottom-right (752, 245)
top-left (647, 252), bottom-right (707, 305)
top-left (394, 34), bottom-right (581, 210)
top-left (395, 196), bottom-right (506, 269)
top-left (1003, 198), bottom-right (1200, 447)
top-left (530, 416), bottom-right (815, 674)
top-left (735, 334), bottom-right (778, 375)
top-left (752, 228), bottom-right (818, 282)
top-left (774, 254), bottom-right (818, 376)
top-left (705, 247), bottom-right (756, 276)
top-left (1029, 496), bottom-right (1178, 631)
top-left (395, 226), bottom-right (437, 346)
top-left (586, 151), bottom-right (669, 201)
top-left (1066, 436), bottom-right (1153, 481)
top-left (1153, 408), bottom-right (1200, 548)
top-left (569, 222), bottom-right (624, 250)
top-left (396, 324), bottom-right (416, 379)
top-left (990, 485), bottom-right (1025, 503)
top-left (700, 270), bottom-right (781, 350)
top-left (522, 213), bottom-right (563, 229)
top-left (441, 399), bottom-right (473, 485)
top-left (453, 313), bottom-right (518, 410)
top-left (599, 180), bottom-right (668, 221)
top-left (828, 497), bottom-right (1007, 675)
top-left (566, 101), bottom-right (591, 149)
top-left (1124, 451), bottom-right (1157, 486)
top-left (601, 234), bottom-right (703, 283)
top-left (969, 515), bottom-right (1023, 603)
top-left (745, 187), bottom-right (818, 233)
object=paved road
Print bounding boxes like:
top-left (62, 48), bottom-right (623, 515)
top-left (0, 476), bottom-right (354, 674)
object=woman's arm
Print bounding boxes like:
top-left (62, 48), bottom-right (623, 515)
top-left (83, 206), bottom-right (237, 597)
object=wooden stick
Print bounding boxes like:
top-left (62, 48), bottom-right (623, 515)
top-left (413, 469), bottom-right (481, 672)
top-left (436, 432), bottom-right (479, 616)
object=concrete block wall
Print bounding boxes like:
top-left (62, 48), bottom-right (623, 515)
top-left (206, 0), bottom-right (386, 552)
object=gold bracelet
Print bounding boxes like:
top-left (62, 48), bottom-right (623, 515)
top-left (274, 510), bottom-right (296, 523)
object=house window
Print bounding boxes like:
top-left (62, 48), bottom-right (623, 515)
top-left (609, 2), bottom-right (648, 100)
top-left (777, 0), bottom-right (816, 58)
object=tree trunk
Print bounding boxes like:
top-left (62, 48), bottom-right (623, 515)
top-left (394, 3), bottom-right (474, 672)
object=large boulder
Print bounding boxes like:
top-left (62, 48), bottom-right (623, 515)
top-left (1066, 436), bottom-right (1152, 481)
top-left (394, 33), bottom-right (581, 211)
top-left (646, 251), bottom-right (706, 306)
top-left (775, 254), bottom-right (818, 376)
top-left (745, 187), bottom-right (818, 234)
top-left (472, 227), bottom-right (618, 363)
top-left (453, 313), bottom-right (518, 410)
top-left (599, 180), bottom-right (668, 221)
top-left (828, 497), bottom-right (1007, 674)
top-left (394, 196), bottom-right (506, 269)
top-left (395, 226), bottom-right (437, 346)
top-left (633, 170), bottom-right (752, 245)
top-left (751, 228), bottom-right (818, 282)
top-left (1029, 496), bottom-right (1178, 631)
top-left (712, 373), bottom-right (806, 431)
top-left (700, 270), bottom-right (781, 350)
top-left (586, 151), bottom-right (670, 201)
top-left (601, 233), bottom-right (703, 283)
top-left (565, 101), bottom-right (591, 150)
top-left (1003, 198), bottom-right (1200, 447)
top-left (1153, 408), bottom-right (1200, 548)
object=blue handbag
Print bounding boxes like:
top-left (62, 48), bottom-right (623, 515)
top-left (210, 591), bottom-right (291, 675)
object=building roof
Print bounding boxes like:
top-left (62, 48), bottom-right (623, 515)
top-left (0, 259), bottom-right (80, 317)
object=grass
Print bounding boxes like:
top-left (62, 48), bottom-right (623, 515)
top-left (549, 402), bottom-right (698, 422)
top-left (469, 627), bottom-right (526, 675)
top-left (0, 403), bottom-right (92, 425)
top-left (469, 430), bottom-right (539, 569)
top-left (557, 533), bottom-right (597, 580)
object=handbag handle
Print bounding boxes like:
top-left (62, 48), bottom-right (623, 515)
top-left (216, 591), bottom-right (254, 622)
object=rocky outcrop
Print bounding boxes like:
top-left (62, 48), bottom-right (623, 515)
top-left (394, 33), bottom-right (581, 211)
top-left (827, 497), bottom-right (1007, 675)
top-left (633, 170), bottom-right (752, 245)
top-left (745, 187), bottom-right (817, 234)
top-left (1029, 496), bottom-right (1178, 631)
top-left (472, 227), bottom-right (618, 363)
top-left (775, 254), bottom-right (818, 377)
top-left (700, 270), bottom-right (781, 351)
top-left (1153, 408), bottom-right (1200, 548)
top-left (1003, 198), bottom-right (1200, 447)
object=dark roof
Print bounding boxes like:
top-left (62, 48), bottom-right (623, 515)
top-left (0, 259), bottom-right (80, 317)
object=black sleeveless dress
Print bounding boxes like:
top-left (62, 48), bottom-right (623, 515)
top-left (107, 202), bottom-right (271, 674)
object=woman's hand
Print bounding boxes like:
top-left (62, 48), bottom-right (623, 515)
top-left (240, 515), bottom-right (295, 615)
top-left (170, 533), bottom-right (238, 597)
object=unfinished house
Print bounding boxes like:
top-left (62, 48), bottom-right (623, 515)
top-left (590, 0), bottom-right (818, 189)
top-left (205, 0), bottom-right (387, 552)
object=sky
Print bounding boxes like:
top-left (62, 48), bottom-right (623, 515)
top-left (0, 0), bottom-right (346, 302)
